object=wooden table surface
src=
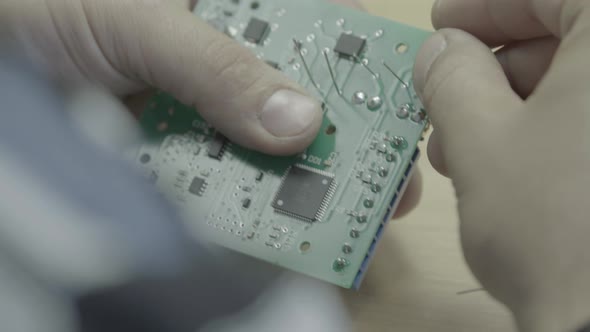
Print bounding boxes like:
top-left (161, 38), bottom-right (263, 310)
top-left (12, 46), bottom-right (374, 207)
top-left (341, 2), bottom-right (517, 331)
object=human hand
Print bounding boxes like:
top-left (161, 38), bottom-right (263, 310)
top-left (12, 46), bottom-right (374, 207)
top-left (1, 0), bottom-right (419, 216)
top-left (414, 0), bottom-right (590, 331)
top-left (1, 0), bottom-right (324, 156)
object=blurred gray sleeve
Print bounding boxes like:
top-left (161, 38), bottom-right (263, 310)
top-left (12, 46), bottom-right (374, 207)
top-left (0, 44), bottom-right (352, 332)
top-left (0, 50), bottom-right (264, 332)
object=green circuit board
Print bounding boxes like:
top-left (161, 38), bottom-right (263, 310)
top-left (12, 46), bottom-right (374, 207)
top-left (136, 0), bottom-right (430, 289)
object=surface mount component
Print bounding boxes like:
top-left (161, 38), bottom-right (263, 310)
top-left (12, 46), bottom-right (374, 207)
top-left (272, 165), bottom-right (335, 222)
top-left (135, 0), bottom-right (431, 289)
top-left (243, 18), bottom-right (270, 44)
top-left (334, 33), bottom-right (366, 58)
top-left (188, 176), bottom-right (207, 196)
top-left (208, 133), bottom-right (226, 160)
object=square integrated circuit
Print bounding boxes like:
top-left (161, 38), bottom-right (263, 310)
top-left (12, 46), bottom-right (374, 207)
top-left (188, 176), bottom-right (207, 196)
top-left (334, 33), bottom-right (366, 58)
top-left (272, 165), bottom-right (335, 222)
top-left (243, 18), bottom-right (270, 44)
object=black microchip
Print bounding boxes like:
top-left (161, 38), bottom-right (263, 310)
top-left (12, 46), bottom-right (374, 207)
top-left (189, 177), bottom-right (207, 196)
top-left (334, 33), bottom-right (366, 58)
top-left (242, 198), bottom-right (252, 209)
top-left (208, 133), bottom-right (226, 160)
top-left (272, 166), bottom-right (335, 222)
top-left (243, 18), bottom-right (270, 44)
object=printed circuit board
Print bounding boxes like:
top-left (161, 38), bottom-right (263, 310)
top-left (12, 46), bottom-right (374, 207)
top-left (135, 0), bottom-right (430, 288)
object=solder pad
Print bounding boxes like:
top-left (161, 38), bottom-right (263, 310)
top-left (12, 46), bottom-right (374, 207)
top-left (135, 0), bottom-right (430, 289)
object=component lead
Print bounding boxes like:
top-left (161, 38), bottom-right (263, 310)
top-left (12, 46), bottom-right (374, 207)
top-left (292, 39), bottom-right (321, 92)
top-left (355, 57), bottom-right (379, 79)
top-left (382, 61), bottom-right (409, 89)
top-left (322, 49), bottom-right (342, 95)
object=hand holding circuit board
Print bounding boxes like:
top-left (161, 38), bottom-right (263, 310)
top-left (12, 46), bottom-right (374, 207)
top-left (5, 0), bottom-right (590, 330)
top-left (137, 0), bottom-right (429, 289)
top-left (4, 0), bottom-right (421, 286)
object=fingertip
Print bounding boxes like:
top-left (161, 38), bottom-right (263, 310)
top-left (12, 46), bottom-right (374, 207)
top-left (414, 31), bottom-right (448, 100)
top-left (427, 131), bottom-right (449, 177)
top-left (255, 95), bottom-right (323, 156)
top-left (260, 90), bottom-right (322, 139)
top-left (431, 0), bottom-right (463, 30)
top-left (232, 89), bottom-right (323, 156)
top-left (415, 28), bottom-right (517, 121)
top-left (431, 0), bottom-right (444, 29)
top-left (392, 168), bottom-right (423, 219)
top-left (413, 28), bottom-right (521, 188)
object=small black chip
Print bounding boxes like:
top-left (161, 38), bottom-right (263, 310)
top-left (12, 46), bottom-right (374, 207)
top-left (272, 166), bottom-right (335, 222)
top-left (189, 177), bottom-right (207, 196)
top-left (243, 18), bottom-right (270, 44)
top-left (208, 133), bottom-right (226, 160)
top-left (242, 198), bottom-right (252, 209)
top-left (334, 33), bottom-right (366, 58)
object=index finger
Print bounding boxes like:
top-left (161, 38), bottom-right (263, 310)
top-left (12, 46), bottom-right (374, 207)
top-left (432, 0), bottom-right (567, 46)
top-left (432, 0), bottom-right (590, 103)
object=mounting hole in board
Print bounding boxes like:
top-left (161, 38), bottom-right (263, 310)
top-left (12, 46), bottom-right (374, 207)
top-left (325, 124), bottom-right (337, 135)
top-left (299, 241), bottom-right (311, 253)
top-left (395, 43), bottom-right (408, 54)
top-left (250, 1), bottom-right (260, 9)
